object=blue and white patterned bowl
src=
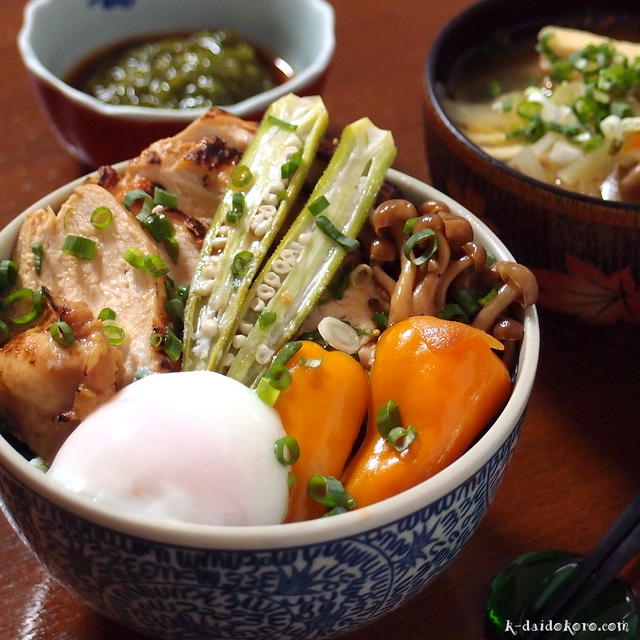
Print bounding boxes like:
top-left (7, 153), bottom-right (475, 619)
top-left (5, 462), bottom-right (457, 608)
top-left (0, 168), bottom-right (539, 640)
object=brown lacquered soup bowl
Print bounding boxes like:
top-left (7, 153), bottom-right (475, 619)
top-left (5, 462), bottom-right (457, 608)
top-left (424, 0), bottom-right (640, 328)
top-left (18, 0), bottom-right (335, 168)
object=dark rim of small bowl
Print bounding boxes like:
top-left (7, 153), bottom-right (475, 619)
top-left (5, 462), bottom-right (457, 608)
top-left (425, 0), bottom-right (640, 214)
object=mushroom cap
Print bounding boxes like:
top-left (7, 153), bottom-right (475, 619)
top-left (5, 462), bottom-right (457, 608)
top-left (492, 317), bottom-right (525, 342)
top-left (494, 261), bottom-right (539, 307)
top-left (370, 199), bottom-right (417, 237)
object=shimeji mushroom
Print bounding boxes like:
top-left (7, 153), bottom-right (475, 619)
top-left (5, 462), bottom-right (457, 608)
top-left (492, 317), bottom-right (525, 372)
top-left (472, 262), bottom-right (538, 332)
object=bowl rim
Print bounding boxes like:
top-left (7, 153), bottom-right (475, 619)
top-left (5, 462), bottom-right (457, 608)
top-left (0, 165), bottom-right (539, 551)
top-left (425, 0), bottom-right (640, 214)
top-left (17, 0), bottom-right (336, 121)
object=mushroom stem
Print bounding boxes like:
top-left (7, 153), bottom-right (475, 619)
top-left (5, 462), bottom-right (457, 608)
top-left (372, 265), bottom-right (397, 298)
top-left (389, 254), bottom-right (416, 324)
top-left (472, 283), bottom-right (519, 332)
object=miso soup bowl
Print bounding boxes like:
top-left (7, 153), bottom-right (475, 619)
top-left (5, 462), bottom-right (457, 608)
top-left (0, 167), bottom-right (539, 640)
top-left (424, 0), bottom-right (640, 329)
top-left (18, 0), bottom-right (335, 167)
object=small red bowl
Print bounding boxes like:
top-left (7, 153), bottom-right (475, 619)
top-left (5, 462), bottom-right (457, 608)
top-left (18, 0), bottom-right (335, 167)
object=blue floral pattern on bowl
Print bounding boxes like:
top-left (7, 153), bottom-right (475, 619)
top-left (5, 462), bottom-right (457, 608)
top-left (88, 0), bottom-right (136, 8)
top-left (0, 416), bottom-right (522, 640)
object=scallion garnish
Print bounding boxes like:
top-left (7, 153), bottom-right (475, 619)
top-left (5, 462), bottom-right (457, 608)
top-left (273, 341), bottom-right (302, 367)
top-left (258, 311), bottom-right (277, 329)
top-left (307, 474), bottom-right (356, 510)
top-left (376, 399), bottom-right (401, 439)
top-left (308, 195), bottom-right (330, 215)
top-left (267, 115), bottom-right (298, 131)
top-left (256, 377), bottom-right (281, 407)
top-left (274, 435), bottom-right (300, 466)
top-left (387, 426), bottom-right (418, 452)
top-left (98, 307), bottom-right (116, 321)
top-left (49, 321), bottom-right (75, 346)
top-left (124, 189), bottom-right (153, 212)
top-left (0, 260), bottom-right (17, 291)
top-left (231, 251), bottom-right (253, 279)
top-left (153, 187), bottom-right (178, 209)
top-left (62, 235), bottom-right (96, 260)
top-left (451, 288), bottom-right (481, 317)
top-left (165, 297), bottom-right (185, 325)
top-left (103, 321), bottom-right (126, 346)
top-left (31, 242), bottom-right (43, 275)
top-left (231, 165), bottom-right (253, 188)
top-left (403, 217), bottom-right (419, 234)
top-left (0, 320), bottom-right (10, 345)
top-left (438, 303), bottom-right (469, 323)
top-left (226, 192), bottom-right (245, 224)
top-left (149, 331), bottom-right (164, 348)
top-left (280, 151), bottom-right (302, 180)
top-left (403, 228), bottom-right (438, 265)
top-left (164, 326), bottom-right (183, 361)
top-left (265, 363), bottom-right (291, 390)
top-left (322, 506), bottom-right (349, 517)
top-left (287, 471), bottom-right (297, 489)
top-left (2, 288), bottom-right (43, 325)
top-left (143, 253), bottom-right (169, 278)
top-left (90, 206), bottom-right (113, 229)
top-left (372, 311), bottom-right (389, 330)
top-left (315, 215), bottom-right (360, 252)
top-left (123, 247), bottom-right (146, 269)
top-left (477, 286), bottom-right (499, 307)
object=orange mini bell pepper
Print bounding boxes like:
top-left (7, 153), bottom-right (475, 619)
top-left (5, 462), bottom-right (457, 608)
top-left (342, 316), bottom-right (511, 508)
top-left (275, 341), bottom-right (369, 522)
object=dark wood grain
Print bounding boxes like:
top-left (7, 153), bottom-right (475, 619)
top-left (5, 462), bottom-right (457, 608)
top-left (0, 1), bottom-right (638, 639)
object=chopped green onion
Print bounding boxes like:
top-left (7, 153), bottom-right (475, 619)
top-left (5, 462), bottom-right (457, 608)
top-left (478, 286), bottom-right (499, 307)
top-left (273, 341), bottom-right (302, 367)
top-left (164, 236), bottom-right (179, 263)
top-left (30, 457), bottom-right (49, 472)
top-left (451, 288), bottom-right (481, 317)
top-left (149, 331), bottom-right (164, 348)
top-left (322, 506), bottom-right (349, 517)
top-left (90, 206), bottom-right (113, 229)
top-left (226, 192), bottom-right (245, 224)
top-left (138, 210), bottom-right (174, 243)
top-left (315, 215), bottom-right (360, 251)
top-left (287, 471), bottom-right (297, 489)
top-left (124, 189), bottom-right (153, 211)
top-left (49, 321), bottom-right (75, 347)
top-left (134, 368), bottom-right (151, 380)
top-left (307, 474), bottom-right (356, 509)
top-left (280, 151), bottom-right (302, 180)
top-left (144, 253), bottom-right (169, 277)
top-left (403, 228), bottom-right (438, 265)
top-left (3, 288), bottom-right (43, 325)
top-left (103, 321), bottom-right (126, 346)
top-left (31, 242), bottom-right (43, 275)
top-left (0, 320), bottom-right (10, 345)
top-left (231, 251), bottom-right (253, 280)
top-left (265, 363), bottom-right (291, 390)
top-left (164, 326), bottom-right (183, 361)
top-left (231, 164), bottom-right (253, 188)
top-left (501, 97), bottom-right (513, 112)
top-left (355, 327), bottom-right (374, 336)
top-left (175, 284), bottom-right (190, 302)
top-left (300, 356), bottom-right (322, 368)
top-left (256, 377), bottom-right (281, 407)
top-left (153, 187), bottom-right (178, 209)
top-left (274, 435), bottom-right (300, 466)
top-left (388, 426), bottom-right (418, 452)
top-left (376, 399), bottom-right (401, 439)
top-left (308, 195), bottom-right (330, 215)
top-left (62, 235), bottom-right (96, 260)
top-left (372, 311), bottom-right (389, 330)
top-left (0, 260), bottom-right (17, 291)
top-left (438, 303), bottom-right (469, 323)
top-left (98, 307), bottom-right (116, 321)
top-left (258, 311), bottom-right (277, 329)
top-left (123, 247), bottom-right (145, 269)
top-left (403, 217), bottom-right (419, 234)
top-left (611, 101), bottom-right (634, 119)
top-left (267, 115), bottom-right (298, 131)
top-left (165, 297), bottom-right (185, 325)
top-left (517, 101), bottom-right (542, 120)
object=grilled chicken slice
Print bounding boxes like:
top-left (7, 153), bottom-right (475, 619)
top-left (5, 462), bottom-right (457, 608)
top-left (0, 299), bottom-right (121, 462)
top-left (15, 183), bottom-right (175, 384)
top-left (112, 108), bottom-right (257, 223)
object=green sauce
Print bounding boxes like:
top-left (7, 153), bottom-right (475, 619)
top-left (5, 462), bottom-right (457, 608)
top-left (70, 30), bottom-right (286, 109)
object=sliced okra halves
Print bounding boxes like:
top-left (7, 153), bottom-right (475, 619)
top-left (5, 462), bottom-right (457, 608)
top-left (223, 117), bottom-right (397, 387)
top-left (182, 93), bottom-right (329, 371)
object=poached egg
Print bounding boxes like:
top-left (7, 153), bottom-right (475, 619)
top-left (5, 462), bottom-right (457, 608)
top-left (49, 371), bottom-right (289, 526)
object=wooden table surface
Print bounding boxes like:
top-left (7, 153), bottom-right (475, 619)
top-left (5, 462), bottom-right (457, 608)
top-left (0, 1), bottom-right (638, 639)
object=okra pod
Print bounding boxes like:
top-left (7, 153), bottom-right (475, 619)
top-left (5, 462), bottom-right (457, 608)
top-left (224, 117), bottom-right (397, 386)
top-left (182, 94), bottom-right (329, 371)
